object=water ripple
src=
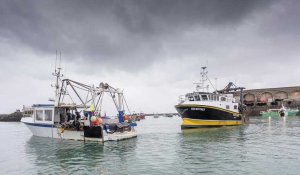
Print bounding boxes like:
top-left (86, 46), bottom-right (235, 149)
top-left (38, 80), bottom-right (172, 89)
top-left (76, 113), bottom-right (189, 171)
top-left (1, 116), bottom-right (300, 174)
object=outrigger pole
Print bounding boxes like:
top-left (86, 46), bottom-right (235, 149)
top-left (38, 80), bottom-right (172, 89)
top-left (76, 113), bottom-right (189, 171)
top-left (99, 82), bottom-right (125, 123)
top-left (55, 76), bottom-right (128, 123)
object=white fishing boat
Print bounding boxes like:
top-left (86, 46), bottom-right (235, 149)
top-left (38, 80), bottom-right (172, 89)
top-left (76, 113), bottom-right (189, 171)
top-left (21, 60), bottom-right (137, 142)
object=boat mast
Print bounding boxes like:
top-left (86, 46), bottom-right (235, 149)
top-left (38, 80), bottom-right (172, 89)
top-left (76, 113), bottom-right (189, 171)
top-left (50, 55), bottom-right (129, 123)
top-left (200, 66), bottom-right (208, 92)
top-left (194, 66), bottom-right (209, 92)
top-left (52, 51), bottom-right (63, 106)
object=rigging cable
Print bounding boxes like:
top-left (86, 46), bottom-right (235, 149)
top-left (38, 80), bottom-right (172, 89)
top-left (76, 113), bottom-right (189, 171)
top-left (123, 95), bottom-right (132, 116)
top-left (108, 88), bottom-right (119, 110)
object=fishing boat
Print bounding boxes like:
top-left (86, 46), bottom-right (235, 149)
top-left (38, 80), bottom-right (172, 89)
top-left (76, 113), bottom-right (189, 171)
top-left (260, 106), bottom-right (299, 118)
top-left (129, 113), bottom-right (145, 121)
top-left (21, 60), bottom-right (137, 142)
top-left (175, 67), bottom-right (245, 128)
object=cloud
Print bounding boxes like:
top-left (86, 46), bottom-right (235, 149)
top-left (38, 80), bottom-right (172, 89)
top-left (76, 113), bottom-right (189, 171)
top-left (1, 0), bottom-right (300, 113)
top-left (0, 0), bottom-right (273, 71)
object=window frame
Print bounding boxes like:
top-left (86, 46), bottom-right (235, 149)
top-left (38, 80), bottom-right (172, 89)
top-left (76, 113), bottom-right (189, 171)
top-left (201, 95), bottom-right (208, 101)
top-left (221, 97), bottom-right (227, 101)
top-left (44, 110), bottom-right (53, 121)
top-left (34, 107), bottom-right (54, 124)
top-left (35, 110), bottom-right (43, 121)
top-left (194, 95), bottom-right (200, 101)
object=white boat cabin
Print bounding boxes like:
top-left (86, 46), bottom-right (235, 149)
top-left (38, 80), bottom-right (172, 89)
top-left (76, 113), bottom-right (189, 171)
top-left (179, 92), bottom-right (239, 113)
top-left (22, 104), bottom-right (84, 127)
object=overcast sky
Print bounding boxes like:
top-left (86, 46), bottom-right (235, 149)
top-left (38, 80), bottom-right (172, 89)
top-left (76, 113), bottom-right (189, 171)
top-left (1, 0), bottom-right (300, 114)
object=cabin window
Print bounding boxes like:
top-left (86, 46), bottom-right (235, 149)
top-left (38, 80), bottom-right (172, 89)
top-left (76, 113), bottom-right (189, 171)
top-left (234, 105), bottom-right (238, 110)
top-left (188, 96), bottom-right (194, 101)
top-left (209, 95), bottom-right (213, 101)
top-left (221, 97), bottom-right (226, 101)
top-left (226, 105), bottom-right (230, 109)
top-left (24, 110), bottom-right (33, 115)
top-left (194, 95), bottom-right (200, 101)
top-left (36, 110), bottom-right (43, 121)
top-left (201, 95), bottom-right (208, 101)
top-left (44, 110), bottom-right (53, 121)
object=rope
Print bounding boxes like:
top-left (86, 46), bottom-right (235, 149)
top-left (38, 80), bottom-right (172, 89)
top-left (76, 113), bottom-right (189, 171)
top-left (123, 95), bottom-right (131, 115)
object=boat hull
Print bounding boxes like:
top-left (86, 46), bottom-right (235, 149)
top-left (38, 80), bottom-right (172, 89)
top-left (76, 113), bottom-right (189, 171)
top-left (22, 121), bottom-right (137, 142)
top-left (261, 109), bottom-right (299, 118)
top-left (261, 111), bottom-right (281, 118)
top-left (288, 110), bottom-right (299, 116)
top-left (175, 104), bottom-right (242, 128)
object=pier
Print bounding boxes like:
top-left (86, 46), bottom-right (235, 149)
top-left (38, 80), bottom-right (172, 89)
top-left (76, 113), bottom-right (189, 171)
top-left (144, 113), bottom-right (179, 117)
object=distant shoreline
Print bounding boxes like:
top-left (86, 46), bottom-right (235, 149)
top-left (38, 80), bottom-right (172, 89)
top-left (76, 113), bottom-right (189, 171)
top-left (0, 112), bottom-right (23, 122)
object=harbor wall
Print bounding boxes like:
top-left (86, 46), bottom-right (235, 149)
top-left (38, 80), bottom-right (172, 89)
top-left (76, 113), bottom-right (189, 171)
top-left (231, 86), bottom-right (300, 116)
top-left (0, 111), bottom-right (23, 122)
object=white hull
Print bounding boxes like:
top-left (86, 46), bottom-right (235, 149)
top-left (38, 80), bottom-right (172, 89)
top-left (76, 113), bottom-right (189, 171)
top-left (22, 120), bottom-right (137, 142)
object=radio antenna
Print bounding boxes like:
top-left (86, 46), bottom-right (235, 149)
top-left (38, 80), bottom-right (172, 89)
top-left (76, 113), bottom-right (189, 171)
top-left (59, 51), bottom-right (61, 69)
top-left (55, 50), bottom-right (58, 73)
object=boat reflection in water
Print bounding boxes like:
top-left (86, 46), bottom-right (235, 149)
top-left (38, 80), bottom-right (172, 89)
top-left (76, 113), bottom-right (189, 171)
top-left (181, 125), bottom-right (245, 139)
top-left (26, 135), bottom-right (137, 174)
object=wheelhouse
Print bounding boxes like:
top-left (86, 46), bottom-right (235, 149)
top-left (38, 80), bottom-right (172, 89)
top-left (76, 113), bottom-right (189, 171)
top-left (183, 92), bottom-right (235, 103)
top-left (178, 92), bottom-right (239, 112)
top-left (31, 104), bottom-right (55, 125)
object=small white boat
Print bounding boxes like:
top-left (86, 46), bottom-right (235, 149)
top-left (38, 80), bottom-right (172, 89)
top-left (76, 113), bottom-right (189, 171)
top-left (21, 62), bottom-right (137, 142)
top-left (260, 105), bottom-right (299, 118)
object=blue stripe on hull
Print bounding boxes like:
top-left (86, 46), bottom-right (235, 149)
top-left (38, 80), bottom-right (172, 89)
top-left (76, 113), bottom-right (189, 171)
top-left (22, 122), bottom-right (56, 128)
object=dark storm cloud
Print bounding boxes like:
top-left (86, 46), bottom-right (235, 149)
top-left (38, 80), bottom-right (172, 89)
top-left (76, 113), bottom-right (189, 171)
top-left (0, 0), bottom-right (273, 69)
top-left (114, 0), bottom-right (269, 33)
top-left (258, 1), bottom-right (300, 38)
top-left (2, 0), bottom-right (300, 114)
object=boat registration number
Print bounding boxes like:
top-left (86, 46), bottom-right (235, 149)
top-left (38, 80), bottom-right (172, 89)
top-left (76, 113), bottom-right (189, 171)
top-left (191, 108), bottom-right (205, 111)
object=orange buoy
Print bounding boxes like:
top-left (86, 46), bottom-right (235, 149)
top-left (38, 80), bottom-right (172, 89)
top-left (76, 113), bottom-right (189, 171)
top-left (94, 118), bottom-right (99, 125)
top-left (98, 117), bottom-right (102, 124)
top-left (124, 115), bottom-right (129, 121)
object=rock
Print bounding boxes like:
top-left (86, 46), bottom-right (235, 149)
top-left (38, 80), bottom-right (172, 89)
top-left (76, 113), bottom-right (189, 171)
top-left (0, 111), bottom-right (23, 122)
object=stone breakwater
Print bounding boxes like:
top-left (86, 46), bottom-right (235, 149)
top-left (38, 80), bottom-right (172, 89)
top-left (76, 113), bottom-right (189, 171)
top-left (0, 112), bottom-right (23, 122)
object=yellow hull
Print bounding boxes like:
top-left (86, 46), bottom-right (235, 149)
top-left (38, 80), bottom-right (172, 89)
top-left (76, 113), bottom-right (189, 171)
top-left (182, 118), bottom-right (242, 128)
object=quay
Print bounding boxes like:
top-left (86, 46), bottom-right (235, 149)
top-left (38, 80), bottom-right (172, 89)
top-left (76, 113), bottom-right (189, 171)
top-left (231, 86), bottom-right (300, 116)
top-left (144, 113), bottom-right (178, 117)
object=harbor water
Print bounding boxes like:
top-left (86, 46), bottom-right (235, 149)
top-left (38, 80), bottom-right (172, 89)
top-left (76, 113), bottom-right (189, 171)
top-left (1, 116), bottom-right (300, 175)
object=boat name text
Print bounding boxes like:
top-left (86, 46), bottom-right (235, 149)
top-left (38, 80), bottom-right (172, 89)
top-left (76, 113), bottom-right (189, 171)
top-left (191, 108), bottom-right (205, 111)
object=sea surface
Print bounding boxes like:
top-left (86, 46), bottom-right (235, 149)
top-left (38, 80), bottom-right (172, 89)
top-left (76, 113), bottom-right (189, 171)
top-left (1, 116), bottom-right (300, 175)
